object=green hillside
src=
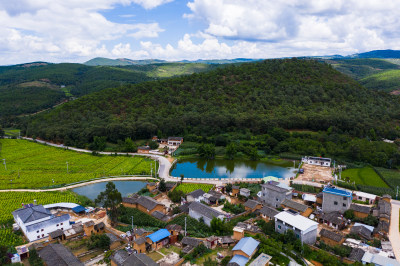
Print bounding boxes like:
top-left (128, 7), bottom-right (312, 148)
top-left (360, 69), bottom-right (400, 93)
top-left (24, 59), bottom-right (400, 145)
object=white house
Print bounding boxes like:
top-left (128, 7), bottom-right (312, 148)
top-left (275, 211), bottom-right (318, 244)
top-left (12, 204), bottom-right (71, 242)
top-left (186, 189), bottom-right (205, 202)
top-left (353, 191), bottom-right (377, 204)
top-left (302, 156), bottom-right (331, 167)
top-left (240, 188), bottom-right (251, 197)
top-left (167, 137), bottom-right (183, 146)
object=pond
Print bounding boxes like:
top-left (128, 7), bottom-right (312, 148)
top-left (71, 180), bottom-right (147, 200)
top-left (170, 158), bottom-right (297, 180)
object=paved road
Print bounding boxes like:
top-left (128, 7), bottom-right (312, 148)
top-left (390, 199), bottom-right (400, 262)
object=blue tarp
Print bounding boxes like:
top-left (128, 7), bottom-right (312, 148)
top-left (232, 237), bottom-right (260, 257)
top-left (323, 187), bottom-right (352, 198)
top-left (229, 255), bottom-right (249, 266)
top-left (72, 205), bottom-right (85, 213)
top-left (147, 229), bottom-right (170, 243)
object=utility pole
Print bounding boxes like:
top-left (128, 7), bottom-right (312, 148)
top-left (2, 159), bottom-right (6, 170)
top-left (66, 161), bottom-right (69, 173)
top-left (131, 216), bottom-right (134, 231)
top-left (184, 216), bottom-right (187, 236)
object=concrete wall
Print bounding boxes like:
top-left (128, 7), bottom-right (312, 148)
top-left (322, 192), bottom-right (351, 213)
top-left (261, 187), bottom-right (292, 208)
top-left (189, 209), bottom-right (212, 226)
top-left (275, 219), bottom-right (317, 245)
top-left (25, 218), bottom-right (71, 242)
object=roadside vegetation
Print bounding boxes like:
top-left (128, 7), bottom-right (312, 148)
top-left (0, 139), bottom-right (154, 189)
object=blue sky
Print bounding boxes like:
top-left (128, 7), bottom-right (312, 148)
top-left (0, 0), bottom-right (400, 64)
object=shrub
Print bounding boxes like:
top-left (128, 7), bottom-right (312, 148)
top-left (87, 234), bottom-right (110, 250)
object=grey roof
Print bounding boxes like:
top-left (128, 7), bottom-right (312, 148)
top-left (26, 214), bottom-right (70, 232)
top-left (244, 199), bottom-right (261, 209)
top-left (258, 206), bottom-right (279, 218)
top-left (232, 185), bottom-right (240, 190)
top-left (182, 245), bottom-right (195, 254)
top-left (38, 243), bottom-right (83, 266)
top-left (281, 199), bottom-right (309, 213)
top-left (49, 229), bottom-right (64, 239)
top-left (111, 250), bottom-right (130, 266)
top-left (220, 236), bottom-right (235, 244)
top-left (188, 201), bottom-right (225, 220)
top-left (123, 253), bottom-right (158, 266)
top-left (320, 211), bottom-right (347, 225)
top-left (320, 229), bottom-right (343, 242)
top-left (152, 211), bottom-right (167, 220)
top-left (135, 228), bottom-right (150, 236)
top-left (208, 190), bottom-right (223, 199)
top-left (106, 232), bottom-right (121, 243)
top-left (188, 189), bottom-right (205, 199)
top-left (123, 195), bottom-right (163, 211)
top-left (316, 192), bottom-right (323, 198)
top-left (350, 203), bottom-right (371, 214)
top-left (134, 237), bottom-right (146, 245)
top-left (13, 204), bottom-right (51, 224)
top-left (168, 137), bottom-right (183, 141)
top-left (350, 226), bottom-right (372, 240)
top-left (382, 194), bottom-right (392, 199)
top-left (377, 220), bottom-right (390, 233)
top-left (166, 224), bottom-right (182, 232)
top-left (235, 222), bottom-right (262, 233)
top-left (182, 237), bottom-right (203, 247)
top-left (261, 182), bottom-right (290, 193)
top-left (378, 200), bottom-right (391, 216)
top-left (179, 203), bottom-right (190, 213)
top-left (138, 146), bottom-right (151, 150)
top-left (165, 182), bottom-right (176, 190)
top-left (348, 248), bottom-right (365, 262)
top-left (94, 222), bottom-right (105, 230)
top-left (84, 220), bottom-right (95, 227)
top-left (240, 188), bottom-right (250, 193)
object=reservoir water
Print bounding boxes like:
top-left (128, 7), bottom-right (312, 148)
top-left (72, 180), bottom-right (146, 200)
top-left (170, 158), bottom-right (296, 180)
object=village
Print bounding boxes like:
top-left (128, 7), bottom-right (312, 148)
top-left (8, 142), bottom-right (400, 266)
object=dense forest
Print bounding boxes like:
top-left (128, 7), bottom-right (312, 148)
top-left (23, 59), bottom-right (400, 144)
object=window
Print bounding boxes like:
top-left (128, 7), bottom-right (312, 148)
top-left (276, 198), bottom-right (279, 201)
top-left (278, 225), bottom-right (281, 229)
top-left (343, 203), bottom-right (346, 207)
top-left (37, 236), bottom-right (40, 239)
top-left (42, 234), bottom-right (44, 237)
top-left (343, 197), bottom-right (347, 200)
top-left (61, 228), bottom-right (63, 230)
top-left (263, 193), bottom-right (265, 196)
top-left (41, 229), bottom-right (44, 232)
top-left (296, 234), bottom-right (300, 239)
top-left (37, 230), bottom-right (39, 233)
top-left (60, 223), bottom-right (63, 225)
top-left (358, 196), bottom-right (362, 200)
top-left (56, 224), bottom-right (59, 227)
top-left (334, 201), bottom-right (338, 205)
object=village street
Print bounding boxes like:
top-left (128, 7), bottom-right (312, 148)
top-left (389, 199), bottom-right (400, 261)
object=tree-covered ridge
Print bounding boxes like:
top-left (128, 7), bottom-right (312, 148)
top-left (23, 59), bottom-right (400, 146)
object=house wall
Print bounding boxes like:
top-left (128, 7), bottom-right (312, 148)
top-left (261, 187), bottom-right (292, 208)
top-left (111, 260), bottom-right (118, 266)
top-left (275, 219), bottom-right (317, 244)
top-left (189, 209), bottom-right (212, 226)
top-left (261, 214), bottom-right (273, 222)
top-left (302, 158), bottom-right (331, 167)
top-left (233, 230), bottom-right (244, 240)
top-left (301, 208), bottom-right (313, 217)
top-left (187, 195), bottom-right (204, 202)
top-left (355, 195), bottom-right (375, 204)
top-left (353, 211), bottom-right (369, 219)
top-left (320, 236), bottom-right (343, 247)
top-left (245, 204), bottom-right (262, 211)
top-left (110, 241), bottom-right (121, 250)
top-left (322, 193), bottom-right (351, 213)
top-left (25, 219), bottom-right (71, 242)
top-left (233, 250), bottom-right (251, 259)
top-left (231, 188), bottom-right (239, 197)
top-left (137, 203), bottom-right (165, 215)
top-left (133, 242), bottom-right (146, 253)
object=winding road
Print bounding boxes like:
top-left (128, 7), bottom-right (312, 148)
top-left (0, 137), bottom-right (223, 193)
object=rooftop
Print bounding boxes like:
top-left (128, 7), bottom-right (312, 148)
top-left (275, 211), bottom-right (318, 232)
top-left (38, 243), bottom-right (83, 266)
top-left (281, 199), bottom-right (309, 213)
top-left (232, 237), bottom-right (260, 257)
top-left (228, 255), bottom-right (249, 266)
top-left (188, 201), bottom-right (225, 220)
top-left (13, 204), bottom-right (52, 224)
top-left (261, 181), bottom-right (292, 193)
top-left (105, 233), bottom-right (121, 243)
top-left (353, 191), bottom-right (377, 200)
top-left (362, 252), bottom-right (400, 266)
top-left (258, 206), bottom-right (279, 218)
top-left (322, 187), bottom-right (352, 198)
top-left (320, 228), bottom-right (343, 242)
top-left (43, 202), bottom-right (80, 209)
top-left (348, 248), bottom-right (365, 262)
top-left (188, 189), bottom-right (205, 198)
top-left (26, 214), bottom-right (70, 232)
top-left (147, 229), bottom-right (170, 243)
top-left (182, 237), bottom-right (203, 247)
top-left (244, 199), bottom-right (260, 209)
top-left (249, 253), bottom-right (272, 266)
top-left (350, 203), bottom-right (371, 214)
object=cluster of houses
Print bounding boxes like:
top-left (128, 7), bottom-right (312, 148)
top-left (138, 136), bottom-right (184, 154)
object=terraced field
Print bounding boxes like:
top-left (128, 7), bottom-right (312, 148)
top-left (0, 139), bottom-right (154, 189)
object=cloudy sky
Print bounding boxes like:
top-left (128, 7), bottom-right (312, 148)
top-left (1, 0), bottom-right (400, 64)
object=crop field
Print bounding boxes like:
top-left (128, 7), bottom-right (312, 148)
top-left (175, 183), bottom-right (214, 194)
top-left (0, 190), bottom-right (77, 247)
top-left (341, 167), bottom-right (389, 188)
top-left (375, 167), bottom-right (400, 189)
top-left (0, 139), bottom-right (154, 189)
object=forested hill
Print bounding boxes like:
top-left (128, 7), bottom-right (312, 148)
top-left (24, 59), bottom-right (400, 146)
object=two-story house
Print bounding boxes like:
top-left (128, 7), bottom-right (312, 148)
top-left (260, 181), bottom-right (293, 208)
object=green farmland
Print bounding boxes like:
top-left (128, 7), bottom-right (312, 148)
top-left (375, 167), bottom-right (400, 190)
top-left (0, 139), bottom-right (155, 189)
top-left (175, 183), bottom-right (214, 194)
top-left (341, 167), bottom-right (389, 188)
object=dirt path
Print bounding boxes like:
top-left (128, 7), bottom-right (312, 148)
top-left (389, 199), bottom-right (400, 262)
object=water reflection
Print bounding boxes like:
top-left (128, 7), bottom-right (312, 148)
top-left (171, 159), bottom-right (296, 179)
top-left (72, 181), bottom-right (146, 200)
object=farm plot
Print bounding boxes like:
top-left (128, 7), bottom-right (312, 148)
top-left (0, 139), bottom-right (154, 189)
top-left (175, 183), bottom-right (214, 194)
top-left (375, 167), bottom-right (400, 189)
top-left (341, 167), bottom-right (389, 188)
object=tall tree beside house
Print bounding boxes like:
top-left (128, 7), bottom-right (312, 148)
top-left (95, 182), bottom-right (122, 225)
top-left (197, 143), bottom-right (216, 159)
top-left (159, 179), bottom-right (167, 192)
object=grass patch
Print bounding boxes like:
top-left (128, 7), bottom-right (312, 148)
top-left (159, 246), bottom-right (181, 255)
top-left (175, 183), bottom-right (214, 194)
top-left (3, 128), bottom-right (20, 137)
top-left (341, 167), bottom-right (389, 188)
top-left (376, 167), bottom-right (400, 190)
top-left (147, 251), bottom-right (164, 262)
top-left (0, 139), bottom-right (154, 189)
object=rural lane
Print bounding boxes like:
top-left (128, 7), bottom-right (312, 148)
top-left (389, 199), bottom-right (400, 262)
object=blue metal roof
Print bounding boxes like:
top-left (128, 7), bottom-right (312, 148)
top-left (323, 187), bottom-right (352, 198)
top-left (229, 255), bottom-right (249, 266)
top-left (72, 205), bottom-right (85, 213)
top-left (232, 237), bottom-right (260, 257)
top-left (147, 229), bottom-right (170, 243)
